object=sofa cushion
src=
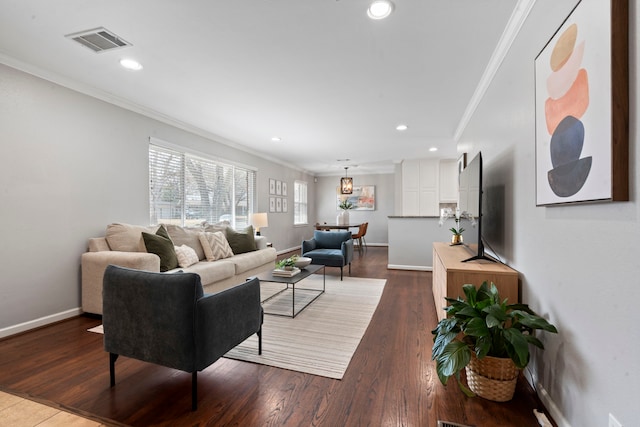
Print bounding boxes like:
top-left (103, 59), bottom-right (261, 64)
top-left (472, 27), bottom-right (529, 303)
top-left (199, 231), bottom-right (234, 261)
top-left (142, 225), bottom-right (178, 272)
top-left (174, 244), bottom-right (200, 268)
top-left (225, 226), bottom-right (257, 254)
top-left (226, 247), bottom-right (278, 274)
top-left (172, 260), bottom-right (236, 286)
top-left (106, 223), bottom-right (158, 252)
top-left (163, 224), bottom-right (206, 260)
top-left (302, 248), bottom-right (345, 267)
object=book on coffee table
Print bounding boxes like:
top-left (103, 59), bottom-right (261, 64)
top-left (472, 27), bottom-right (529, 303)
top-left (272, 267), bottom-right (301, 277)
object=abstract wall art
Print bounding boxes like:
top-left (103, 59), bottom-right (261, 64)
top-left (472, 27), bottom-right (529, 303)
top-left (534, 0), bottom-right (628, 206)
top-left (336, 185), bottom-right (376, 210)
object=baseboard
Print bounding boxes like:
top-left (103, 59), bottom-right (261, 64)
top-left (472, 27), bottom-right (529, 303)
top-left (0, 308), bottom-right (82, 339)
top-left (276, 245), bottom-right (301, 255)
top-left (387, 264), bottom-right (432, 271)
top-left (524, 369), bottom-right (571, 427)
top-left (536, 382), bottom-right (571, 427)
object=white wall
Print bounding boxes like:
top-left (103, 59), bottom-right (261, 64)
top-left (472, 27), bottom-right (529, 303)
top-left (458, 1), bottom-right (639, 426)
top-left (314, 173), bottom-right (394, 245)
top-left (0, 63), bottom-right (315, 334)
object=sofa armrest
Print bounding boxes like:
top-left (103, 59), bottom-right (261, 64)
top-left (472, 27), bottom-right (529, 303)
top-left (88, 237), bottom-right (110, 252)
top-left (341, 238), bottom-right (354, 264)
top-left (302, 239), bottom-right (317, 254)
top-left (195, 277), bottom-right (263, 368)
top-left (254, 235), bottom-right (267, 250)
top-left (81, 251), bottom-right (160, 315)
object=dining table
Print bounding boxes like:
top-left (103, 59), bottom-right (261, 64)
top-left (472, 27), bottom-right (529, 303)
top-left (314, 223), bottom-right (362, 231)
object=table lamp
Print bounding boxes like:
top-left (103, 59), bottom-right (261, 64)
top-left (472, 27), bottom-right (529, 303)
top-left (251, 212), bottom-right (269, 236)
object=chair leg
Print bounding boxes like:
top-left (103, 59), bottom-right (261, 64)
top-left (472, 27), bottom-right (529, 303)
top-left (109, 353), bottom-right (118, 387)
top-left (349, 263), bottom-right (351, 275)
top-left (192, 372), bottom-right (198, 411)
top-left (257, 328), bottom-right (263, 355)
top-left (340, 266), bottom-right (343, 281)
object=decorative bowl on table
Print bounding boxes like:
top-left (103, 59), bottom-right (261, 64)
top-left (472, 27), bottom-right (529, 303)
top-left (294, 257), bottom-right (312, 269)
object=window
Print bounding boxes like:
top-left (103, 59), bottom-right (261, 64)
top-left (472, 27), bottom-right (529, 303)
top-left (149, 143), bottom-right (256, 228)
top-left (294, 180), bottom-right (308, 225)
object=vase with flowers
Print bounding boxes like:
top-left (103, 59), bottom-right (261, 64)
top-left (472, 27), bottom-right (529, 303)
top-left (337, 199), bottom-right (354, 225)
top-left (439, 207), bottom-right (474, 245)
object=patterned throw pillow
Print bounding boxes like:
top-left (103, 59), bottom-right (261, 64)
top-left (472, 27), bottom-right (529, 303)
top-left (174, 244), bottom-right (200, 268)
top-left (199, 231), bottom-right (234, 261)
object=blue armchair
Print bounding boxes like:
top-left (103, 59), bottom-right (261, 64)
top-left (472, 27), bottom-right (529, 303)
top-left (301, 230), bottom-right (354, 280)
top-left (102, 265), bottom-right (263, 411)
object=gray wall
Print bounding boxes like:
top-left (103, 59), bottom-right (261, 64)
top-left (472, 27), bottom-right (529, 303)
top-left (0, 63), bottom-right (315, 335)
top-left (458, 2), bottom-right (639, 426)
top-left (313, 173), bottom-right (395, 245)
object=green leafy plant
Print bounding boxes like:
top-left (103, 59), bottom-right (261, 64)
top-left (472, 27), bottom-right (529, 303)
top-left (449, 225), bottom-right (465, 236)
top-left (431, 281), bottom-right (557, 396)
top-left (338, 199), bottom-right (354, 210)
top-left (439, 207), bottom-right (473, 236)
top-left (276, 255), bottom-right (299, 269)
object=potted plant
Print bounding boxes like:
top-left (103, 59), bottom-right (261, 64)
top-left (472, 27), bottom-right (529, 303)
top-left (438, 207), bottom-right (472, 245)
top-left (337, 199), bottom-right (354, 225)
top-left (431, 281), bottom-right (557, 401)
top-left (276, 255), bottom-right (299, 270)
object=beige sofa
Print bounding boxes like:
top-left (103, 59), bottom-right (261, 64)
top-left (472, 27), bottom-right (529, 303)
top-left (81, 223), bottom-right (277, 315)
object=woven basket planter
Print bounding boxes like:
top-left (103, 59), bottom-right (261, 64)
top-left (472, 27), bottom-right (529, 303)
top-left (465, 354), bottom-right (519, 402)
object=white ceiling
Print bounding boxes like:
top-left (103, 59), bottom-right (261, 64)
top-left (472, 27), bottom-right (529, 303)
top-left (0, 0), bottom-right (522, 175)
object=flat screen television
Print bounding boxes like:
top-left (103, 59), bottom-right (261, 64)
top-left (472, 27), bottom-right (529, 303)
top-left (458, 152), bottom-right (494, 262)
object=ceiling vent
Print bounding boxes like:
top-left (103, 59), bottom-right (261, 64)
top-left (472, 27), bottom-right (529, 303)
top-left (65, 27), bottom-right (131, 53)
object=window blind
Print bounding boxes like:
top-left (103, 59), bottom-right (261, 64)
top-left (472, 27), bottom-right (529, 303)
top-left (149, 144), bottom-right (256, 227)
top-left (294, 180), bottom-right (308, 225)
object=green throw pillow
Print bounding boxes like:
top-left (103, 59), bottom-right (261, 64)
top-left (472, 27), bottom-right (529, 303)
top-left (225, 225), bottom-right (257, 255)
top-left (142, 225), bottom-right (178, 272)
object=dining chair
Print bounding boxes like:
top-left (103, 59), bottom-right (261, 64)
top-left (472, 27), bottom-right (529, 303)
top-left (352, 222), bottom-right (368, 253)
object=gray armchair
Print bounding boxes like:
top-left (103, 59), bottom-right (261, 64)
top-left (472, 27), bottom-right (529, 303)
top-left (301, 230), bottom-right (354, 280)
top-left (102, 265), bottom-right (263, 411)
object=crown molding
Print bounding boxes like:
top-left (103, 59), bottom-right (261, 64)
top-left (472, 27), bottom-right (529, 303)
top-left (453, 0), bottom-right (537, 141)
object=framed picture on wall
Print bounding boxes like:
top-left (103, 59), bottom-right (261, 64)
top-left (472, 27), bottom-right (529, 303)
top-left (336, 185), bottom-right (375, 210)
top-left (269, 197), bottom-right (276, 212)
top-left (276, 180), bottom-right (282, 196)
top-left (269, 179), bottom-right (276, 195)
top-left (276, 197), bottom-right (282, 212)
top-left (282, 198), bottom-right (288, 212)
top-left (534, 0), bottom-right (628, 206)
top-left (282, 182), bottom-right (287, 196)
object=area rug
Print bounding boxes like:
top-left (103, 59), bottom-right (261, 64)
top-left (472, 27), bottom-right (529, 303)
top-left (88, 275), bottom-right (386, 380)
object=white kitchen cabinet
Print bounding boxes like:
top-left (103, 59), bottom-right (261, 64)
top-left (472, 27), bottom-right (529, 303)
top-left (439, 159), bottom-right (458, 203)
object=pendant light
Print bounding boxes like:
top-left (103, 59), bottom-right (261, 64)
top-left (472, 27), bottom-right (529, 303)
top-left (340, 167), bottom-right (353, 194)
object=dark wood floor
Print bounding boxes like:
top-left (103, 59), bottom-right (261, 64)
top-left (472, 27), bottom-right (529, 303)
top-left (0, 247), bottom-right (554, 426)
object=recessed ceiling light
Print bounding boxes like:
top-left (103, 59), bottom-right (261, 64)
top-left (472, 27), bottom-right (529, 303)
top-left (396, 124), bottom-right (408, 131)
top-left (367, 0), bottom-right (395, 20)
top-left (119, 58), bottom-right (143, 71)
top-left (429, 147), bottom-right (438, 152)
top-left (271, 137), bottom-right (282, 142)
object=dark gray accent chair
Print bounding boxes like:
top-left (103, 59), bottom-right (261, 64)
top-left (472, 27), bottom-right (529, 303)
top-left (102, 265), bottom-right (263, 411)
top-left (301, 230), bottom-right (354, 280)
